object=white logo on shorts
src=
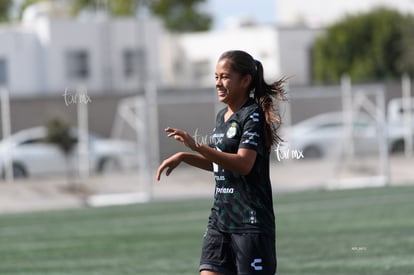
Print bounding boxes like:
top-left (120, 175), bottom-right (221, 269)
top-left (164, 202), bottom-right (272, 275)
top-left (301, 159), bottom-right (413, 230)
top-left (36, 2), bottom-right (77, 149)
top-left (250, 258), bottom-right (263, 271)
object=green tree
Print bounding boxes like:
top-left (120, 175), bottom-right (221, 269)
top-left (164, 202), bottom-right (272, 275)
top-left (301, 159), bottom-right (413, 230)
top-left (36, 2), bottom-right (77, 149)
top-left (149, 0), bottom-right (211, 32)
top-left (0, 0), bottom-right (13, 22)
top-left (45, 117), bottom-right (76, 155)
top-left (70, 0), bottom-right (212, 32)
top-left (313, 7), bottom-right (414, 84)
top-left (397, 19), bottom-right (414, 76)
top-left (70, 0), bottom-right (135, 16)
top-left (45, 117), bottom-right (77, 185)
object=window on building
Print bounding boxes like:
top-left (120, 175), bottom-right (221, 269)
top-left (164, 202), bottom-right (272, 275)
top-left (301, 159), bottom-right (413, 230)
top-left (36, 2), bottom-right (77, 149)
top-left (0, 58), bottom-right (7, 86)
top-left (66, 50), bottom-right (89, 80)
top-left (123, 48), bottom-right (146, 79)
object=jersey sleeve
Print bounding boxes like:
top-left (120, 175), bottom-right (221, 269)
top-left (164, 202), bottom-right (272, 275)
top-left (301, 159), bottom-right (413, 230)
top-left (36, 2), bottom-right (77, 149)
top-left (239, 107), bottom-right (263, 152)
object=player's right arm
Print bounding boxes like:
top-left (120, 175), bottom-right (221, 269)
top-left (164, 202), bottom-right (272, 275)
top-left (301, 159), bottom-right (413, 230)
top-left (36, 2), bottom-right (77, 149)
top-left (156, 152), bottom-right (213, 181)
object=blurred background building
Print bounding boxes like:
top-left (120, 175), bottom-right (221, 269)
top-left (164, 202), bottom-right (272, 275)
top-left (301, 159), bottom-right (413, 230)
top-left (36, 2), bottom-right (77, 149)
top-left (0, 1), bottom-right (165, 96)
top-left (0, 1), bottom-right (321, 96)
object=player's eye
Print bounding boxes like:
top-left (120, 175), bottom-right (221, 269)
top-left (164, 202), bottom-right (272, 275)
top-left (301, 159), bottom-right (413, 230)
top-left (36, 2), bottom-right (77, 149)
top-left (215, 74), bottom-right (230, 81)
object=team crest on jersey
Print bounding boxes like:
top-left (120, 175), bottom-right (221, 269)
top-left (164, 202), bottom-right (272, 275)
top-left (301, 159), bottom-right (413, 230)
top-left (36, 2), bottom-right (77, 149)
top-left (226, 122), bottom-right (238, 138)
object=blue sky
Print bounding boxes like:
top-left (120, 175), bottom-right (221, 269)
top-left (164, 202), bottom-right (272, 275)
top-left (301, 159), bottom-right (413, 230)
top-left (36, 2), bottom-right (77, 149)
top-left (206, 0), bottom-right (277, 30)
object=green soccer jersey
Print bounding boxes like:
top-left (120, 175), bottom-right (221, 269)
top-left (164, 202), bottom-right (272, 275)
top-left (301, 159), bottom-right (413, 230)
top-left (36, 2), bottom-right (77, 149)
top-left (208, 98), bottom-right (275, 237)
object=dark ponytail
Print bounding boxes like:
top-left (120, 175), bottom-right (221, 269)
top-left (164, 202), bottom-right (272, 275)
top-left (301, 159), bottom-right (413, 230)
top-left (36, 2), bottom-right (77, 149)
top-left (218, 50), bottom-right (287, 149)
top-left (253, 59), bottom-right (286, 148)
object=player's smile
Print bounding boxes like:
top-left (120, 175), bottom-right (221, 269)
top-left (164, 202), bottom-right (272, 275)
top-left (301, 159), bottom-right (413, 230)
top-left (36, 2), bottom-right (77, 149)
top-left (216, 87), bottom-right (228, 100)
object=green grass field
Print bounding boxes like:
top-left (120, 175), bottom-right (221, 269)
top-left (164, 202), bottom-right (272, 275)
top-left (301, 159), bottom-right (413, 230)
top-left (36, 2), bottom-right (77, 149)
top-left (1, 185), bottom-right (414, 275)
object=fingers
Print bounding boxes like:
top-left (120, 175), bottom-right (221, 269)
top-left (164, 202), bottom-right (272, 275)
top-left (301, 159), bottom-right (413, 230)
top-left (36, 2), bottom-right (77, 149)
top-left (166, 167), bottom-right (173, 176)
top-left (156, 156), bottom-right (179, 181)
top-left (174, 135), bottom-right (184, 143)
top-left (165, 127), bottom-right (196, 149)
top-left (156, 165), bottom-right (164, 181)
top-left (165, 128), bottom-right (187, 143)
top-left (165, 127), bottom-right (177, 136)
top-left (166, 128), bottom-right (181, 137)
top-left (156, 165), bottom-right (175, 181)
top-left (164, 127), bottom-right (174, 133)
top-left (165, 127), bottom-right (185, 136)
top-left (156, 164), bottom-right (171, 181)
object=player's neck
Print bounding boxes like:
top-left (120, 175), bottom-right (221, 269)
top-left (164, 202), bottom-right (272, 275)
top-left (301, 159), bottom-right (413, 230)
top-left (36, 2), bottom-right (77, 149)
top-left (226, 96), bottom-right (249, 115)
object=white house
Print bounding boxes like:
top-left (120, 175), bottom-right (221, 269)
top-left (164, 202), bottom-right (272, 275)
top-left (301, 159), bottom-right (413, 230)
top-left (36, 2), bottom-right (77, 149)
top-left (0, 2), bottom-right (166, 97)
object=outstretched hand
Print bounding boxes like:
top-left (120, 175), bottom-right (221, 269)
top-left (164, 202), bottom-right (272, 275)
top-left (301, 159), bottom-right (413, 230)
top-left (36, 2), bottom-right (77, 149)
top-left (156, 153), bottom-right (182, 181)
top-left (156, 127), bottom-right (202, 181)
top-left (165, 127), bottom-right (199, 151)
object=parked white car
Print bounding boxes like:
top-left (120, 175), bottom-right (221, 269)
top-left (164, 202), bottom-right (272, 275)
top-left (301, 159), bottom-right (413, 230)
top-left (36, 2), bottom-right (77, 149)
top-left (280, 112), bottom-right (403, 159)
top-left (0, 127), bottom-right (138, 178)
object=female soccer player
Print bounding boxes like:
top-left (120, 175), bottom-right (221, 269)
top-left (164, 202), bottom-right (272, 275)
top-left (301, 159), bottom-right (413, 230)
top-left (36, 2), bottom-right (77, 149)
top-left (156, 50), bottom-right (285, 275)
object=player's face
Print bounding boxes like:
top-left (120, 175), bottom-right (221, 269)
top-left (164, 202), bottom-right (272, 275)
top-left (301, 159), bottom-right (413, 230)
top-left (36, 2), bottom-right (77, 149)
top-left (215, 59), bottom-right (250, 105)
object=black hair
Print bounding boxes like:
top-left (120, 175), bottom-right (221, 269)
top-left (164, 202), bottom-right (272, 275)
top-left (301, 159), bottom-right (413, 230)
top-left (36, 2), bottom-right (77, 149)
top-left (218, 50), bottom-right (287, 149)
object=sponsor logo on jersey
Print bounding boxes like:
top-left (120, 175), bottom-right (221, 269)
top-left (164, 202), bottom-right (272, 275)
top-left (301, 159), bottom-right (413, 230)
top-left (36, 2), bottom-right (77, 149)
top-left (250, 112), bottom-right (260, 122)
top-left (214, 175), bottom-right (225, 181)
top-left (211, 133), bottom-right (225, 145)
top-left (250, 258), bottom-right (263, 271)
top-left (215, 187), bottom-right (234, 194)
top-left (242, 131), bottom-right (259, 146)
